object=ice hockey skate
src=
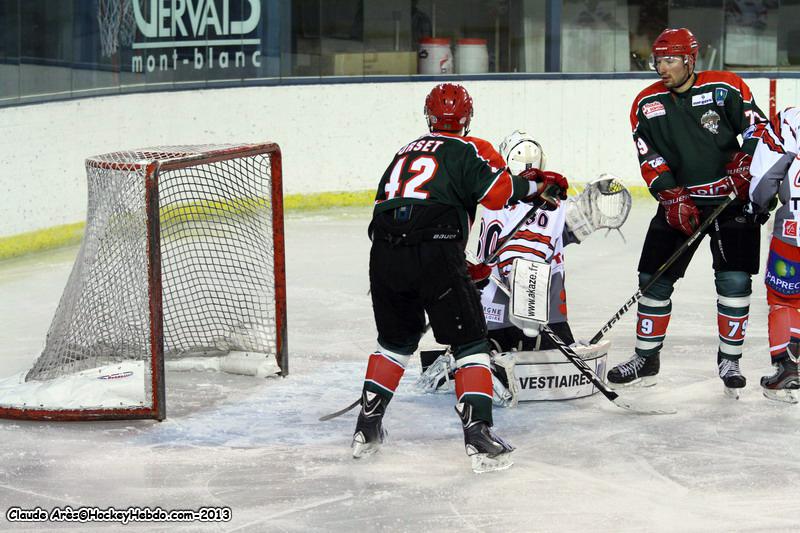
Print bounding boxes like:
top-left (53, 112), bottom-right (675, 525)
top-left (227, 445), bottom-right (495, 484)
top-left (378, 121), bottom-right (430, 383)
top-left (455, 402), bottom-right (514, 473)
top-left (606, 353), bottom-right (659, 388)
top-left (761, 356), bottom-right (800, 404)
top-left (718, 356), bottom-right (747, 399)
top-left (352, 391), bottom-right (388, 458)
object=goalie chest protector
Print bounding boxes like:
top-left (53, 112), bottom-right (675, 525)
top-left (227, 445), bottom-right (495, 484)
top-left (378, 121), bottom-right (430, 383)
top-left (512, 339), bottom-right (609, 401)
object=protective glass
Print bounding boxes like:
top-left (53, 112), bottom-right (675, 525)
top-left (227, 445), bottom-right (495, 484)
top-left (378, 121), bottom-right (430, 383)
top-left (648, 55), bottom-right (684, 70)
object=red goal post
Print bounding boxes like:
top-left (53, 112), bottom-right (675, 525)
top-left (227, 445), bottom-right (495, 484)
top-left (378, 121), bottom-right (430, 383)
top-left (0, 143), bottom-right (286, 421)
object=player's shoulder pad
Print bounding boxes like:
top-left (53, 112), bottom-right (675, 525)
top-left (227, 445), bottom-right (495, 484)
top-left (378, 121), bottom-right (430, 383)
top-left (777, 107), bottom-right (800, 144)
top-left (630, 80), bottom-right (669, 131)
top-left (462, 135), bottom-right (507, 171)
top-left (779, 107), bottom-right (800, 129)
top-left (695, 71), bottom-right (753, 100)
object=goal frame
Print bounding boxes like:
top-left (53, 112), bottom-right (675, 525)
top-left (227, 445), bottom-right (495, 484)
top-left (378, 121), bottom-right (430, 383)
top-left (0, 143), bottom-right (286, 422)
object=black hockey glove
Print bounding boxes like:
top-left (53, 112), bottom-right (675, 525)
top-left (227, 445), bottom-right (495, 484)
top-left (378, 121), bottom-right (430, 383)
top-left (742, 202), bottom-right (770, 225)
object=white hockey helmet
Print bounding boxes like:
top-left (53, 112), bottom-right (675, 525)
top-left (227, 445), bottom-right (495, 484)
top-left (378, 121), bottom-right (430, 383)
top-left (498, 130), bottom-right (547, 175)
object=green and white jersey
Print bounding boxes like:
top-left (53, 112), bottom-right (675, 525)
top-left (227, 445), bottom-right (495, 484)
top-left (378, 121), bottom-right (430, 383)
top-left (630, 71), bottom-right (768, 205)
top-left (373, 132), bottom-right (531, 233)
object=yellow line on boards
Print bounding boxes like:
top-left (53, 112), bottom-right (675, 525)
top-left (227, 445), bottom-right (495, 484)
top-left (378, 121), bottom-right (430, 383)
top-left (0, 187), bottom-right (653, 261)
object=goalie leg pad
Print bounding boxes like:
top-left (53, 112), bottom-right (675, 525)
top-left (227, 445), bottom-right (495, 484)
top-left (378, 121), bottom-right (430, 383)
top-left (414, 351), bottom-right (455, 393)
top-left (490, 352), bottom-right (519, 407)
top-left (487, 327), bottom-right (526, 352)
top-left (420, 349), bottom-right (447, 372)
top-left (534, 321), bottom-right (575, 350)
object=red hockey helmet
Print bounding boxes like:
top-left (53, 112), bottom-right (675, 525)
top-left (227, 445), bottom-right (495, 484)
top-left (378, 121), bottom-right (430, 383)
top-left (424, 83), bottom-right (473, 134)
top-left (651, 28), bottom-right (698, 63)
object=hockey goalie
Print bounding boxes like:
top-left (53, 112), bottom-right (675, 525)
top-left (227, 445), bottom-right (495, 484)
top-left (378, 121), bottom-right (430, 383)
top-left (417, 130), bottom-right (632, 405)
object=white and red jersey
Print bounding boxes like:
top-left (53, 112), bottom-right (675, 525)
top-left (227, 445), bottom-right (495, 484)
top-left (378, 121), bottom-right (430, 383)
top-left (750, 107), bottom-right (800, 247)
top-left (749, 107), bottom-right (800, 302)
top-left (474, 201), bottom-right (571, 329)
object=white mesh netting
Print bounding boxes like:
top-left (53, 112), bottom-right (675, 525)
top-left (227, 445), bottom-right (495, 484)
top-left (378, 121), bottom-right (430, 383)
top-left (565, 175), bottom-right (633, 242)
top-left (25, 144), bottom-right (280, 385)
top-left (98, 0), bottom-right (138, 58)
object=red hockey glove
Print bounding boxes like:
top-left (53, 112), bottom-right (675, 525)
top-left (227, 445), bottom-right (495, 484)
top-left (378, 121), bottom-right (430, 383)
top-left (725, 151), bottom-right (753, 201)
top-left (519, 168), bottom-right (569, 209)
top-left (656, 187), bottom-right (700, 236)
top-left (466, 261), bottom-right (492, 283)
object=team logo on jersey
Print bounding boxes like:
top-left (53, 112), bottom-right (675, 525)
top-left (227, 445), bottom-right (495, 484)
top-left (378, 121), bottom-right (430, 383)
top-left (692, 92), bottom-right (713, 106)
top-left (766, 247), bottom-right (800, 295)
top-left (714, 88), bottom-right (728, 106)
top-left (783, 220), bottom-right (798, 239)
top-left (701, 110), bottom-right (721, 134)
top-left (642, 101), bottom-right (666, 119)
top-left (687, 177), bottom-right (730, 198)
top-left (483, 303), bottom-right (505, 324)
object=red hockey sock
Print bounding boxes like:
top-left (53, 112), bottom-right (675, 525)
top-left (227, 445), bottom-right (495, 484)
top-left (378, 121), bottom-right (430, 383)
top-left (363, 347), bottom-right (411, 399)
top-left (717, 295), bottom-right (749, 359)
top-left (635, 297), bottom-right (671, 356)
top-left (454, 353), bottom-right (493, 424)
top-left (768, 305), bottom-right (800, 361)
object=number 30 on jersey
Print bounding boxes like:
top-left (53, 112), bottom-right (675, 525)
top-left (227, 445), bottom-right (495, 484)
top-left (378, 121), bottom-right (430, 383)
top-left (384, 156), bottom-right (438, 200)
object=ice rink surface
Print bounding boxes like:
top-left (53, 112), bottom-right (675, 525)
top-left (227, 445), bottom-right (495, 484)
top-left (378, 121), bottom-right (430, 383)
top-left (1, 201), bottom-right (800, 532)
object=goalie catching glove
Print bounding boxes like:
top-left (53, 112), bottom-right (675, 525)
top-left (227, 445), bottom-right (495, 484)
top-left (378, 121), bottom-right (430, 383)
top-left (565, 174), bottom-right (633, 242)
top-left (656, 186), bottom-right (699, 236)
top-left (519, 168), bottom-right (569, 210)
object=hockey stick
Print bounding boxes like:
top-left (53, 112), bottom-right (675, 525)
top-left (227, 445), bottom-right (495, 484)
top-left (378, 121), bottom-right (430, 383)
top-left (320, 201), bottom-right (546, 422)
top-left (490, 273), bottom-right (676, 415)
top-left (589, 192), bottom-right (736, 345)
top-left (539, 325), bottom-right (675, 415)
top-left (481, 201), bottom-right (543, 266)
top-left (319, 397), bottom-right (361, 422)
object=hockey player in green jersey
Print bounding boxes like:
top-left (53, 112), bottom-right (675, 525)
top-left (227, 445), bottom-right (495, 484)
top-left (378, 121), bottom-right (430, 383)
top-left (352, 83), bottom-right (568, 472)
top-left (606, 28), bottom-right (768, 398)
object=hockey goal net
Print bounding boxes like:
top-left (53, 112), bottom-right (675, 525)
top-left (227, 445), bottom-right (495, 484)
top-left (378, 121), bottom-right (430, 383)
top-left (0, 143), bottom-right (286, 421)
